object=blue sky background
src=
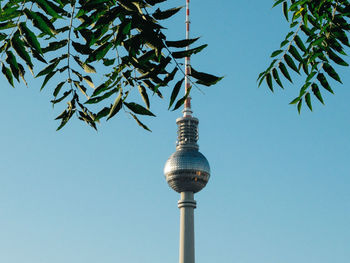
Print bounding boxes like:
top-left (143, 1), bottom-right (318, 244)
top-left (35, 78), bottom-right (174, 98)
top-left (1, 1), bottom-right (349, 263)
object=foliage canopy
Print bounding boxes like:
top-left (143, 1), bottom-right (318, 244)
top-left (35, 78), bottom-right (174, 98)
top-left (0, 0), bottom-right (222, 130)
top-left (259, 0), bottom-right (349, 112)
top-left (1, 0), bottom-right (349, 130)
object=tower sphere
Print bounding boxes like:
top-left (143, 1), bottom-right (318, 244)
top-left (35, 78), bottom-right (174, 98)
top-left (164, 116), bottom-right (210, 193)
top-left (164, 149), bottom-right (210, 193)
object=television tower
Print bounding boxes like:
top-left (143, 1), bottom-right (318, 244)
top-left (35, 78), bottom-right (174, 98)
top-left (164, 1), bottom-right (210, 263)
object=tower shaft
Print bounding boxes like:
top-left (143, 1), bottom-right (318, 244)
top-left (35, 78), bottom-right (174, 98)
top-left (164, 1), bottom-right (210, 263)
top-left (178, 192), bottom-right (196, 263)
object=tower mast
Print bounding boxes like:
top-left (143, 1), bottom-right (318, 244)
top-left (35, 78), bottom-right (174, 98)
top-left (183, 0), bottom-right (192, 118)
top-left (164, 2), bottom-right (211, 263)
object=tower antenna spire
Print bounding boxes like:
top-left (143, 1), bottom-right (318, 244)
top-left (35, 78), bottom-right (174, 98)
top-left (183, 0), bottom-right (192, 117)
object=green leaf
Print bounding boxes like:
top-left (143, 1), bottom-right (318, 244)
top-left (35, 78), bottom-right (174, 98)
top-left (190, 66), bottom-right (223, 86)
top-left (273, 0), bottom-right (285, 8)
top-left (328, 49), bottom-right (349, 67)
top-left (305, 92), bottom-right (312, 111)
top-left (95, 107), bottom-right (111, 121)
top-left (42, 39), bottom-right (68, 53)
top-left (78, 110), bottom-right (97, 130)
top-left (280, 39), bottom-right (289, 47)
top-left (17, 63), bottom-right (27, 86)
top-left (74, 81), bottom-right (88, 98)
top-left (31, 48), bottom-right (47, 64)
top-left (85, 88), bottom-right (118, 104)
top-left (279, 63), bottom-right (292, 82)
top-left (169, 78), bottom-right (184, 110)
top-left (172, 44), bottom-right (207, 59)
top-left (53, 81), bottom-right (66, 97)
top-left (309, 52), bottom-right (323, 63)
top-left (86, 42), bottom-right (113, 63)
top-left (163, 67), bottom-right (178, 84)
top-left (56, 109), bottom-right (75, 131)
top-left (272, 68), bottom-right (284, 89)
top-left (257, 71), bottom-right (265, 81)
top-left (129, 112), bottom-right (152, 132)
top-left (91, 83), bottom-right (112, 97)
top-left (36, 60), bottom-right (59, 77)
top-left (290, 96), bottom-right (301, 105)
top-left (6, 51), bottom-right (20, 82)
top-left (299, 82), bottom-right (311, 97)
top-left (0, 33), bottom-right (6, 41)
top-left (82, 63), bottom-right (96, 73)
top-left (300, 25), bottom-right (311, 36)
top-left (302, 61), bottom-right (309, 75)
top-left (19, 22), bottom-right (43, 55)
top-left (266, 72), bottom-right (273, 92)
top-left (51, 90), bottom-right (72, 104)
top-left (107, 90), bottom-right (123, 120)
top-left (72, 41), bottom-right (93, 55)
top-left (331, 29), bottom-right (350, 47)
top-left (290, 21), bottom-right (299, 28)
top-left (40, 70), bottom-right (57, 90)
top-left (103, 58), bottom-right (115, 66)
top-left (312, 36), bottom-right (326, 47)
top-left (329, 38), bottom-right (347, 55)
top-left (271, 50), bottom-right (284, 58)
top-left (306, 71), bottom-right (317, 82)
top-left (294, 35), bottom-right (306, 52)
top-left (285, 31), bottom-right (294, 40)
top-left (58, 65), bottom-right (68, 73)
top-left (49, 54), bottom-right (68, 64)
top-left (317, 73), bottom-right (333, 94)
top-left (83, 76), bottom-right (95, 89)
top-left (257, 72), bottom-right (266, 87)
top-left (55, 109), bottom-right (68, 120)
top-left (153, 7), bottom-right (182, 20)
top-left (311, 83), bottom-right (324, 104)
top-left (323, 63), bottom-right (342, 83)
top-left (54, 0), bottom-right (65, 7)
top-left (284, 54), bottom-right (299, 73)
top-left (10, 33), bottom-right (34, 71)
top-left (2, 63), bottom-right (14, 87)
top-left (72, 70), bottom-right (83, 81)
top-left (124, 102), bottom-right (156, 116)
top-left (24, 9), bottom-right (56, 37)
top-left (289, 45), bottom-right (303, 62)
top-left (289, 2), bottom-right (302, 12)
top-left (122, 20), bottom-right (132, 35)
top-left (172, 87), bottom-right (191, 111)
top-left (138, 85), bottom-right (150, 109)
top-left (283, 1), bottom-right (289, 21)
top-left (297, 98), bottom-right (302, 114)
top-left (73, 56), bottom-right (96, 73)
top-left (0, 7), bottom-right (21, 22)
top-left (166, 38), bottom-right (200, 48)
top-left (34, 0), bottom-right (61, 18)
top-left (297, 82), bottom-right (308, 98)
top-left (0, 21), bottom-right (16, 30)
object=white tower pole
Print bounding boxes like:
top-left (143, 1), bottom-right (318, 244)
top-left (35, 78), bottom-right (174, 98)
top-left (178, 191), bottom-right (196, 263)
top-left (183, 0), bottom-right (192, 118)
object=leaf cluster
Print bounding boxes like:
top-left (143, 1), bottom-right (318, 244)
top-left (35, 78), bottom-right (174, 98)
top-left (0, 0), bottom-right (222, 131)
top-left (259, 0), bottom-right (349, 113)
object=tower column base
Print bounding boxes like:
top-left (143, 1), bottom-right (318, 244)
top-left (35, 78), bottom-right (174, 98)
top-left (178, 192), bottom-right (196, 263)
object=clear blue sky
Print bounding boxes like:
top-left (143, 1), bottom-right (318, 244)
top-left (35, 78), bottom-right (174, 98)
top-left (1, 1), bottom-right (349, 263)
